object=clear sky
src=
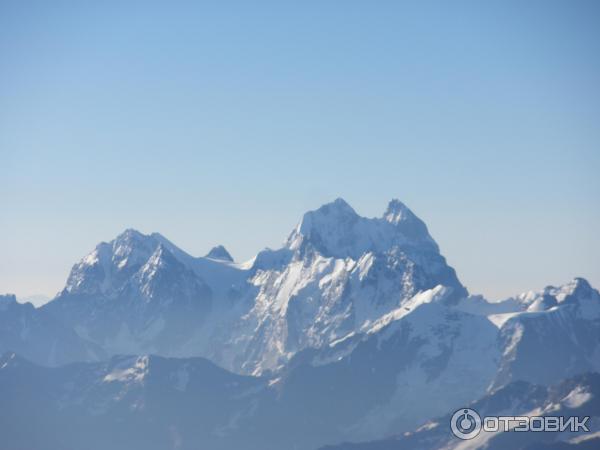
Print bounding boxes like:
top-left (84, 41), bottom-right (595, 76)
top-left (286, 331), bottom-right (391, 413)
top-left (1, 0), bottom-right (599, 304)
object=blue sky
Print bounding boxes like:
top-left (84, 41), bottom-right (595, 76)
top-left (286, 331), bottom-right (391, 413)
top-left (1, 0), bottom-right (599, 302)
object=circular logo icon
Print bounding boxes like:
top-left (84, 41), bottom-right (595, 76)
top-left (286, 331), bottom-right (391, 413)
top-left (450, 408), bottom-right (482, 440)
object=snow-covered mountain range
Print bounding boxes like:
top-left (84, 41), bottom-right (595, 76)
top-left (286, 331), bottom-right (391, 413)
top-left (1, 198), bottom-right (599, 449)
top-left (41, 198), bottom-right (467, 375)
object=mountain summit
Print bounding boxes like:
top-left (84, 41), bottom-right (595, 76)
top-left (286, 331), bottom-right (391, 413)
top-left (286, 197), bottom-right (438, 259)
top-left (205, 245), bottom-right (234, 262)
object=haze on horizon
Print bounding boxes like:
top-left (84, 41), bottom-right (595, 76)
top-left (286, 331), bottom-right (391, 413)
top-left (1, 1), bottom-right (599, 304)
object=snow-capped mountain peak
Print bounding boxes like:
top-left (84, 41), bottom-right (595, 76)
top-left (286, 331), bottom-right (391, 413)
top-left (383, 199), bottom-right (435, 244)
top-left (383, 198), bottom-right (413, 224)
top-left (509, 277), bottom-right (599, 315)
top-left (62, 229), bottom-right (204, 299)
top-left (112, 230), bottom-right (158, 268)
top-left (64, 229), bottom-right (162, 296)
top-left (285, 197), bottom-right (360, 256)
top-left (285, 198), bottom-right (438, 260)
top-left (136, 244), bottom-right (178, 283)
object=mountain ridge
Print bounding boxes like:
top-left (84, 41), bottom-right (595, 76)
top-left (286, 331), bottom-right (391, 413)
top-left (39, 198), bottom-right (469, 375)
top-left (1, 198), bottom-right (598, 450)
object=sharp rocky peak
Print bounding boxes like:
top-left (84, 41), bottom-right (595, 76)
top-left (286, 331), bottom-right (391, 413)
top-left (382, 198), bottom-right (433, 242)
top-left (115, 228), bottom-right (145, 241)
top-left (112, 228), bottom-right (157, 256)
top-left (64, 229), bottom-right (187, 296)
top-left (205, 245), bottom-right (233, 262)
top-left (383, 199), bottom-right (414, 224)
top-left (521, 277), bottom-right (594, 301)
top-left (84, 229), bottom-right (185, 269)
top-left (549, 277), bottom-right (598, 306)
top-left (564, 277), bottom-right (593, 296)
top-left (511, 277), bottom-right (599, 314)
top-left (316, 197), bottom-right (357, 216)
top-left (145, 244), bottom-right (178, 269)
top-left (286, 198), bottom-right (437, 259)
